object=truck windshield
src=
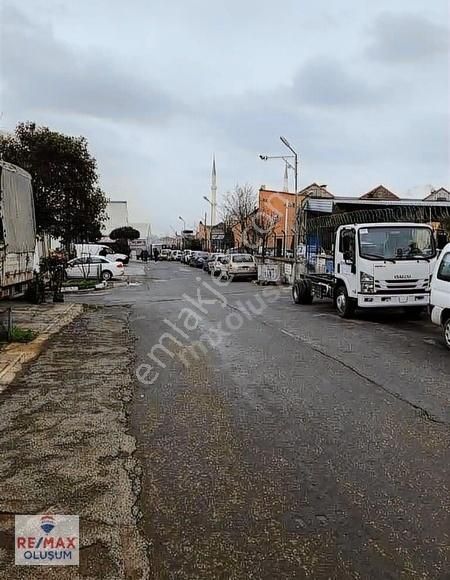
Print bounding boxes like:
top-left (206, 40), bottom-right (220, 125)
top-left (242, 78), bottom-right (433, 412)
top-left (359, 226), bottom-right (435, 261)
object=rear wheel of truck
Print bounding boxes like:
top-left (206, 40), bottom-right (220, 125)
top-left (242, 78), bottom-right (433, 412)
top-left (335, 284), bottom-right (355, 318)
top-left (293, 281), bottom-right (313, 305)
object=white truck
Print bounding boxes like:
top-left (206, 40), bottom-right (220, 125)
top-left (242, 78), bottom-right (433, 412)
top-left (74, 243), bottom-right (128, 264)
top-left (0, 161), bottom-right (38, 299)
top-left (293, 222), bottom-right (437, 318)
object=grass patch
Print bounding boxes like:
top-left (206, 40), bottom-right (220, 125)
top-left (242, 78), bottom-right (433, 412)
top-left (62, 279), bottom-right (99, 289)
top-left (9, 326), bottom-right (37, 343)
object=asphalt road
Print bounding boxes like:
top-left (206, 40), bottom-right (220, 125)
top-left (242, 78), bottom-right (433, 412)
top-left (80, 260), bottom-right (450, 579)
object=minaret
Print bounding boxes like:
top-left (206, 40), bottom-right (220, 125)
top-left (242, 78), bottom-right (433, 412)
top-left (211, 155), bottom-right (217, 226)
top-left (283, 163), bottom-right (289, 192)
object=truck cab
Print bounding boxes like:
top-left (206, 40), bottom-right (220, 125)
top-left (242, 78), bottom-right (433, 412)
top-left (334, 223), bottom-right (436, 316)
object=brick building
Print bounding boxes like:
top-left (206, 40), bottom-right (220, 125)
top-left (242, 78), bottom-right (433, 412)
top-left (258, 183), bottom-right (333, 255)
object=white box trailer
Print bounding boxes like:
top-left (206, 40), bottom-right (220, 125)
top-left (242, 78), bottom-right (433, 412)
top-left (0, 161), bottom-right (37, 298)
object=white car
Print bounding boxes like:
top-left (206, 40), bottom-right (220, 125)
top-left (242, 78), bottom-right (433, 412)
top-left (430, 243), bottom-right (450, 349)
top-left (217, 254), bottom-right (257, 280)
top-left (65, 256), bottom-right (125, 281)
top-left (159, 248), bottom-right (170, 260)
top-left (170, 249), bottom-right (182, 261)
top-left (227, 254), bottom-right (257, 280)
top-left (208, 254), bottom-right (225, 274)
top-left (74, 243), bottom-right (128, 264)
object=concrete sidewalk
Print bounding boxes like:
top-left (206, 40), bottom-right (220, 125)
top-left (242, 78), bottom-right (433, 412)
top-left (0, 301), bottom-right (83, 389)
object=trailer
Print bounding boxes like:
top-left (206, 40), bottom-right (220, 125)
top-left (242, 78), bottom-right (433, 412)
top-left (0, 161), bottom-right (37, 299)
top-left (292, 208), bottom-right (445, 318)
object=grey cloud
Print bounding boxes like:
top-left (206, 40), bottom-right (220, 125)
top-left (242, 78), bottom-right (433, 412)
top-left (366, 12), bottom-right (449, 63)
top-left (292, 57), bottom-right (381, 108)
top-left (0, 5), bottom-right (176, 124)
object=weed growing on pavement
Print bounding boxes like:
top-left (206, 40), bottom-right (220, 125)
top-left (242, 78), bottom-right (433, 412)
top-left (8, 326), bottom-right (37, 343)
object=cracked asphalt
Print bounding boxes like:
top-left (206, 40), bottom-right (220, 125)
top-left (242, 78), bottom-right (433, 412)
top-left (1, 260), bottom-right (449, 578)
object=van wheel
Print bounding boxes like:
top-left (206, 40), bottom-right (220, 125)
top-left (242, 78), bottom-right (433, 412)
top-left (101, 270), bottom-right (112, 281)
top-left (443, 317), bottom-right (450, 350)
top-left (335, 285), bottom-right (355, 318)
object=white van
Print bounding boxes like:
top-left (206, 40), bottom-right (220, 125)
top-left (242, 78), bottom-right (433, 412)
top-left (430, 243), bottom-right (450, 349)
top-left (74, 244), bottom-right (128, 264)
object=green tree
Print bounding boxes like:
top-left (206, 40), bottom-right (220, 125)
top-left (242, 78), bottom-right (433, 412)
top-left (110, 226), bottom-right (140, 241)
top-left (110, 226), bottom-right (140, 255)
top-left (0, 122), bottom-right (107, 245)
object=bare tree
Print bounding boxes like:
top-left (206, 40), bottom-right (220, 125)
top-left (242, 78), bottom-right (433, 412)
top-left (222, 184), bottom-right (257, 251)
top-left (247, 210), bottom-right (279, 261)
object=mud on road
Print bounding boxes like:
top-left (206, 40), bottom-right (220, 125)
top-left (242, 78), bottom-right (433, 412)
top-left (0, 306), bottom-right (148, 580)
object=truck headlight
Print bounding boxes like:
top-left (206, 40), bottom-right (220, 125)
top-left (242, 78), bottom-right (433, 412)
top-left (360, 272), bottom-right (374, 293)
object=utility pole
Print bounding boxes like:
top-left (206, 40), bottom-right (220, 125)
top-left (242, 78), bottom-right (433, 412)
top-left (284, 201), bottom-right (289, 257)
top-left (211, 155), bottom-right (217, 227)
top-left (280, 137), bottom-right (298, 281)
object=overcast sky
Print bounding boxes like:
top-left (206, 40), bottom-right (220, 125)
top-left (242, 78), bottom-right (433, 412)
top-left (1, 0), bottom-right (449, 235)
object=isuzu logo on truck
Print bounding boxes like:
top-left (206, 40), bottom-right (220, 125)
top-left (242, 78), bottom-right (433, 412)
top-left (394, 274), bottom-right (412, 279)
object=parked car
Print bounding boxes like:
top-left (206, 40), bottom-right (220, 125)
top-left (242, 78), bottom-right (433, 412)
top-left (431, 243), bottom-right (450, 349)
top-left (159, 248), bottom-right (170, 261)
top-left (188, 251), bottom-right (202, 266)
top-left (206, 253), bottom-right (225, 273)
top-left (74, 243), bottom-right (128, 264)
top-left (211, 255), bottom-right (228, 277)
top-left (220, 254), bottom-right (257, 280)
top-left (182, 250), bottom-right (192, 264)
top-left (172, 250), bottom-right (183, 261)
top-left (192, 252), bottom-right (210, 268)
top-left (65, 256), bottom-right (125, 281)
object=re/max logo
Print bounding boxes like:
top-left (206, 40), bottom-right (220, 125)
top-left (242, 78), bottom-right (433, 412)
top-left (17, 537), bottom-right (77, 549)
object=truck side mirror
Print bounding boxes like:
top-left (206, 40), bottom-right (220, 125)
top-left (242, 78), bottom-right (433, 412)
top-left (343, 250), bottom-right (353, 263)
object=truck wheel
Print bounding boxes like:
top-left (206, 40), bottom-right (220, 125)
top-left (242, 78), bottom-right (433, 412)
top-left (443, 317), bottom-right (450, 351)
top-left (335, 285), bottom-right (355, 318)
top-left (293, 281), bottom-right (313, 305)
top-left (293, 283), bottom-right (302, 304)
top-left (303, 280), bottom-right (314, 305)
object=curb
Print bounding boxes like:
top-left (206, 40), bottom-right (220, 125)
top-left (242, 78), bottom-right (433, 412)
top-left (0, 303), bottom-right (84, 390)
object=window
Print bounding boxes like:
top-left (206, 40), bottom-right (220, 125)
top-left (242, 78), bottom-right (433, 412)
top-left (437, 253), bottom-right (450, 282)
top-left (339, 229), bottom-right (355, 260)
top-left (89, 256), bottom-right (107, 264)
top-left (359, 226), bottom-right (435, 261)
top-left (232, 254), bottom-right (254, 263)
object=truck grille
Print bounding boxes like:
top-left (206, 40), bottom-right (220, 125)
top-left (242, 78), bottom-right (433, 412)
top-left (374, 278), bottom-right (429, 294)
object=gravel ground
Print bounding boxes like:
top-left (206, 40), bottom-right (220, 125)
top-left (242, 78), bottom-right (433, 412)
top-left (0, 306), bottom-right (148, 579)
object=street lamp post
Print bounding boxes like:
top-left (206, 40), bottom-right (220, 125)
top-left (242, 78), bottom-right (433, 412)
top-left (203, 195), bottom-right (213, 252)
top-left (259, 137), bottom-right (299, 277)
top-left (279, 137), bottom-right (298, 279)
top-left (178, 216), bottom-right (186, 249)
